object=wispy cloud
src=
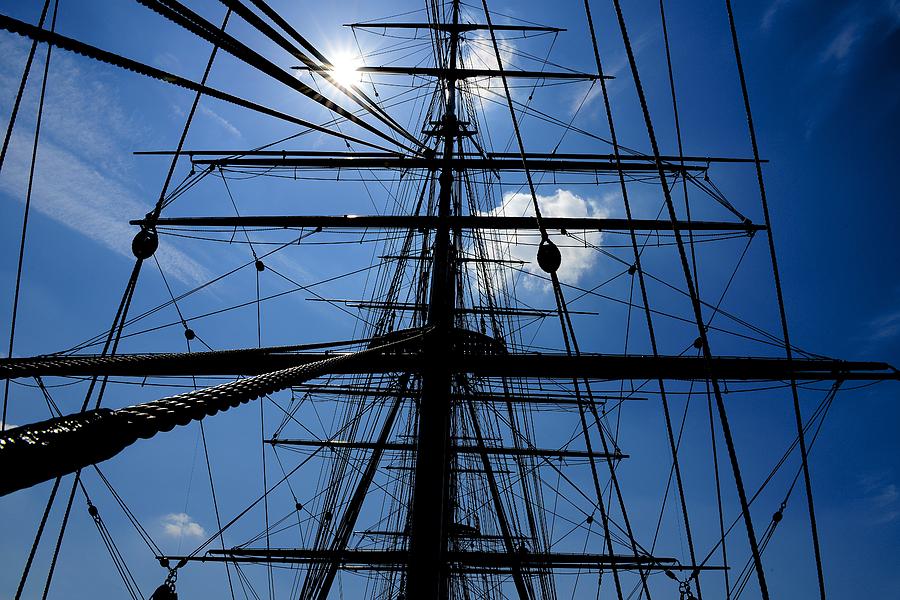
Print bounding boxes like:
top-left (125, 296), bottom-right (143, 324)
top-left (820, 21), bottom-right (860, 65)
top-left (788, 0), bottom-right (900, 138)
top-left (154, 51), bottom-right (182, 73)
top-left (0, 130), bottom-right (209, 283)
top-left (817, 1), bottom-right (900, 67)
top-left (0, 36), bottom-right (208, 283)
top-left (569, 82), bottom-right (604, 118)
top-left (161, 512), bottom-right (206, 538)
top-left (461, 32), bottom-right (517, 110)
top-left (761, 0), bottom-right (793, 31)
top-left (859, 474), bottom-right (900, 524)
top-left (865, 308), bottom-right (900, 342)
top-left (199, 105), bottom-right (242, 139)
top-left (572, 29), bottom-right (653, 117)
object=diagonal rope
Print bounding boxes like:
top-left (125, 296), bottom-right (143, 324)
top-left (215, 0), bottom-right (424, 151)
top-left (2, 0), bottom-right (56, 436)
top-left (581, 3), bottom-right (702, 598)
top-left (0, 13), bottom-right (397, 153)
top-left (134, 0), bottom-right (422, 155)
top-left (10, 5), bottom-right (64, 599)
top-left (603, 0), bottom-right (769, 597)
top-left (0, 0), bottom-right (51, 175)
top-left (479, 4), bottom-right (656, 598)
top-left (31, 10), bottom-right (234, 597)
top-left (724, 1), bottom-right (827, 597)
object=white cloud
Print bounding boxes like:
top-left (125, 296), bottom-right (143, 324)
top-left (0, 36), bottom-right (209, 283)
top-left (821, 21), bottom-right (860, 64)
top-left (464, 32), bottom-right (514, 73)
top-left (0, 37), bottom-right (145, 175)
top-left (199, 105), bottom-right (242, 139)
top-left (572, 30), bottom-right (653, 116)
top-left (154, 52), bottom-right (182, 73)
top-left (1, 421), bottom-right (17, 431)
top-left (161, 512), bottom-right (206, 538)
top-left (569, 82), bottom-right (603, 118)
top-left (0, 131), bottom-right (209, 284)
top-left (859, 475), bottom-right (900, 524)
top-left (761, 0), bottom-right (792, 31)
top-left (476, 189), bottom-right (611, 290)
top-left (461, 33), bottom-right (516, 109)
top-left (866, 309), bottom-right (900, 341)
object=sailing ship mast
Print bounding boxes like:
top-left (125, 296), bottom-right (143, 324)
top-left (0, 1), bottom-right (897, 599)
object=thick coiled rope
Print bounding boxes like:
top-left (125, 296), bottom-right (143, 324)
top-left (0, 329), bottom-right (424, 496)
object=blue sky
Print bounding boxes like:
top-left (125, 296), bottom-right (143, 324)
top-left (0, 0), bottom-right (898, 598)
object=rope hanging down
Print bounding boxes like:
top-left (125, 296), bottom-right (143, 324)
top-left (479, 5), bottom-right (656, 597)
top-left (22, 9), bottom-right (337, 575)
top-left (26, 17), bottom-right (235, 593)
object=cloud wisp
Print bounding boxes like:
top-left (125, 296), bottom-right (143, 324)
top-left (761, 0), bottom-right (793, 31)
top-left (816, 1), bottom-right (900, 67)
top-left (0, 36), bottom-right (208, 284)
top-left (460, 32), bottom-right (517, 110)
top-left (859, 474), bottom-right (900, 525)
top-left (820, 21), bottom-right (860, 65)
top-left (199, 105), bottom-right (243, 139)
top-left (865, 308), bottom-right (900, 342)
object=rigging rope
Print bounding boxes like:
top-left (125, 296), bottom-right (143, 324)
top-left (20, 10), bottom-right (234, 595)
top-left (477, 0), bottom-right (548, 243)
top-left (134, 0), bottom-right (421, 155)
top-left (658, 0), bottom-right (700, 289)
top-left (732, 382), bottom-right (839, 599)
top-left (0, 0), bottom-right (51, 176)
top-left (9, 5), bottom-right (64, 598)
top-left (581, 2), bottom-right (702, 597)
top-left (0, 329), bottom-right (427, 495)
top-left (724, 1), bottom-right (827, 597)
top-left (476, 5), bottom-right (663, 591)
top-left (84, 497), bottom-right (143, 600)
top-left (471, 12), bottom-right (650, 595)
top-left (706, 383), bottom-right (730, 597)
top-left (2, 0), bottom-right (56, 442)
top-left (604, 0), bottom-right (770, 596)
top-left (0, 13), bottom-right (396, 154)
top-left (14, 474), bottom-right (60, 600)
top-left (216, 0), bottom-right (424, 150)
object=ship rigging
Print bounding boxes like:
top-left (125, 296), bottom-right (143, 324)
top-left (0, 1), bottom-right (897, 599)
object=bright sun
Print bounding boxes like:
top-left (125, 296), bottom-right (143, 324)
top-left (329, 52), bottom-right (362, 88)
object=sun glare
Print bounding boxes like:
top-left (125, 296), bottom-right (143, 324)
top-left (329, 52), bottom-right (362, 88)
